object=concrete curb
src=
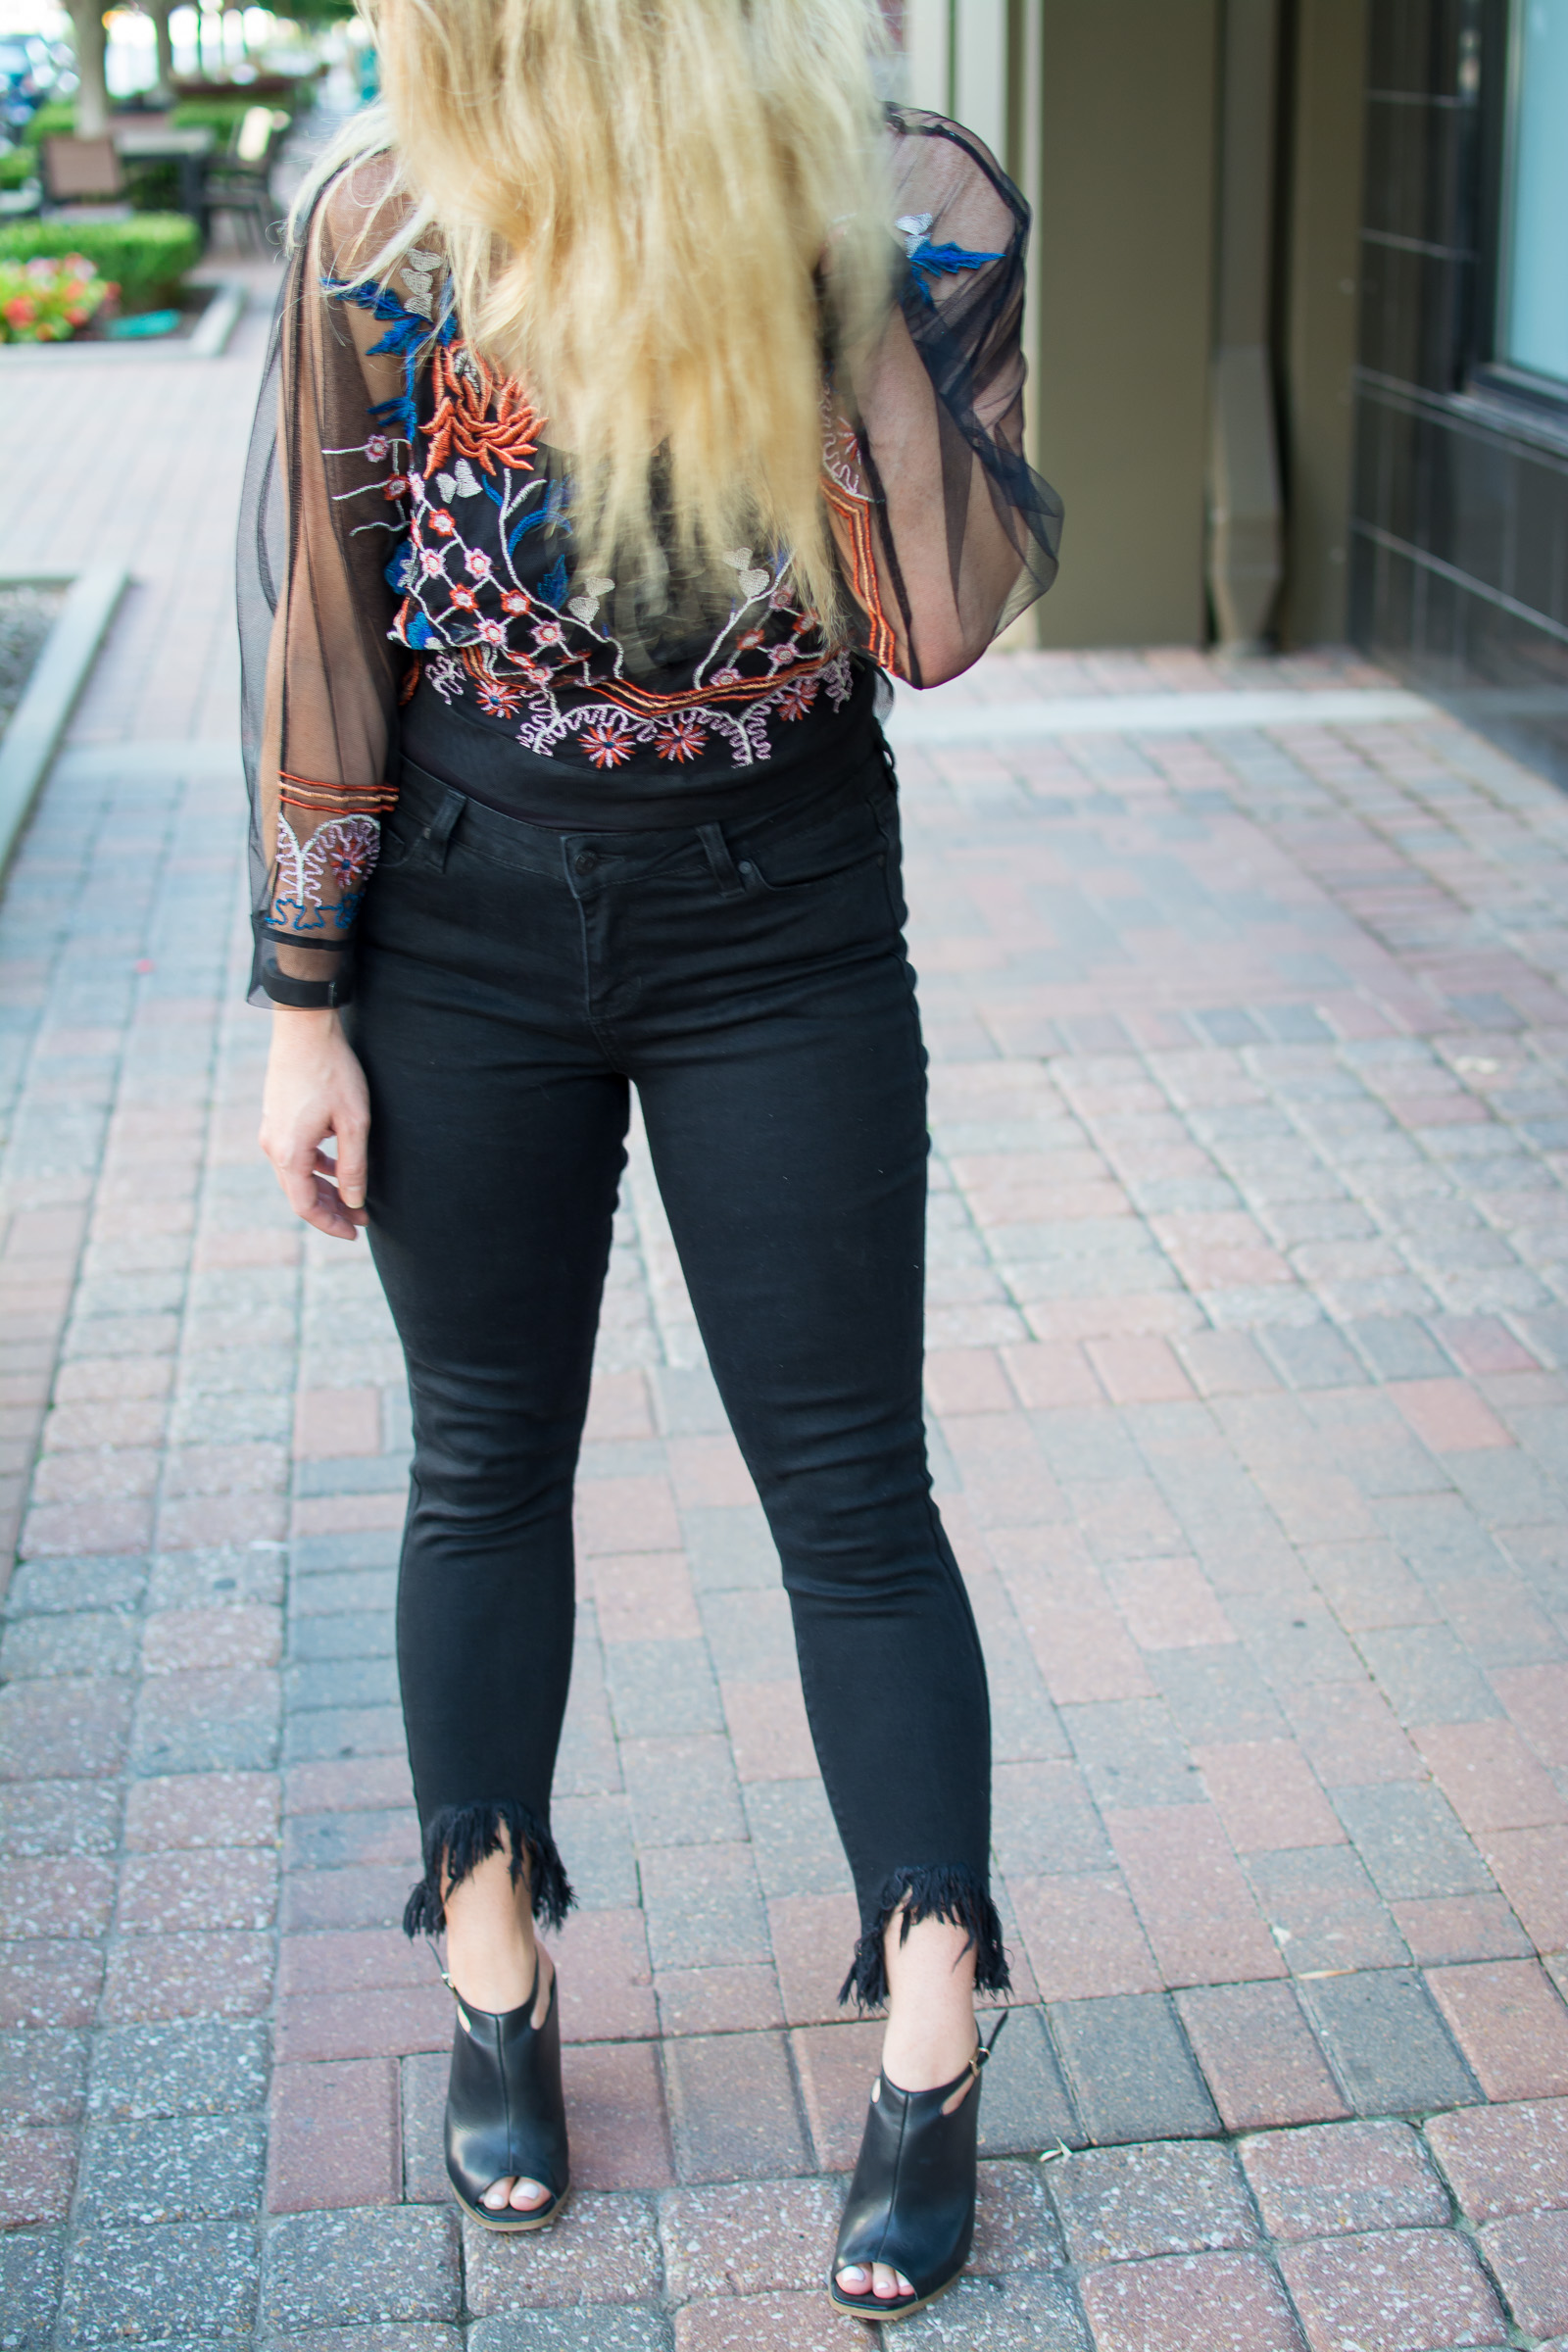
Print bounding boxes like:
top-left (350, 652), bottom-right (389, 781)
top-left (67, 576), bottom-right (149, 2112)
top-left (0, 277), bottom-right (247, 367)
top-left (0, 564), bottom-right (130, 884)
top-left (886, 683), bottom-right (1439, 747)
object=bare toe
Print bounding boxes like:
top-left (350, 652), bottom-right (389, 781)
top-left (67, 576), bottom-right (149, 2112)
top-left (482, 2178), bottom-right (514, 2211)
top-left (510, 2177), bottom-right (549, 2211)
top-left (837, 2265), bottom-right (870, 2295)
top-left (872, 2262), bottom-right (906, 2300)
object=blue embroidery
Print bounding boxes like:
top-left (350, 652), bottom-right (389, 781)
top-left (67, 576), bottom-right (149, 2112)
top-left (271, 896), bottom-right (323, 934)
top-left (906, 239), bottom-right (1002, 305)
top-left (508, 478), bottom-right (569, 556)
top-left (325, 273), bottom-right (457, 442)
top-left (385, 539), bottom-right (414, 592)
top-left (538, 553), bottom-right (568, 608)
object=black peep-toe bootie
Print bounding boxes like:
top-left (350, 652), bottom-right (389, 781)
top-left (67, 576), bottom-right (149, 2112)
top-left (828, 2011), bottom-right (1006, 2323)
top-left (437, 1954), bottom-right (570, 2232)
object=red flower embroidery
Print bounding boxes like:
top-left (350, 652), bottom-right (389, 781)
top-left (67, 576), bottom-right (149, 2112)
top-left (475, 671), bottom-right (524, 717)
top-left (777, 675), bottom-right (820, 722)
top-left (449, 585), bottom-right (477, 611)
top-left (655, 715), bottom-right (707, 763)
top-left (423, 341), bottom-right (543, 479)
top-left (427, 510), bottom-right (457, 537)
top-left (581, 719), bottom-right (635, 768)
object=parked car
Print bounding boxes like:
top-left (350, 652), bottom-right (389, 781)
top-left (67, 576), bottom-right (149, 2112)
top-left (0, 36), bottom-right (63, 134)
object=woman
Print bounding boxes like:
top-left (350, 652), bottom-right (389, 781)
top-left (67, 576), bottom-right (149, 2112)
top-left (242, 0), bottom-right (1058, 2320)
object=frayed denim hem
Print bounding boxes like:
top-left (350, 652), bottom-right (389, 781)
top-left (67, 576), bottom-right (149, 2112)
top-left (838, 1864), bottom-right (1011, 2011)
top-left (402, 1798), bottom-right (575, 1938)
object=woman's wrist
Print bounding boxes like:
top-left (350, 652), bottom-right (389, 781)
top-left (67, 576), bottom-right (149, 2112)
top-left (270, 1005), bottom-right (342, 1046)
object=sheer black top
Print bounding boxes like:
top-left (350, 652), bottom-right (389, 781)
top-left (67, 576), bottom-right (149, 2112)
top-left (237, 108), bottom-right (1062, 1006)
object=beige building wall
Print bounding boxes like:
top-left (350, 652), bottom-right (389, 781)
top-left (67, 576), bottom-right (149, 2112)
top-left (1026, 1), bottom-right (1221, 648)
top-left (921, 0), bottom-right (1365, 649)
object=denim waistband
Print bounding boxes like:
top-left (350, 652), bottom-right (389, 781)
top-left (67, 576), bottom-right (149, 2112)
top-left (388, 724), bottom-right (896, 885)
top-left (397, 660), bottom-right (883, 832)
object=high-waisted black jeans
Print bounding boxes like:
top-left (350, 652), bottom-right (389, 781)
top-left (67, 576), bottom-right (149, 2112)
top-left (351, 741), bottom-right (1005, 2004)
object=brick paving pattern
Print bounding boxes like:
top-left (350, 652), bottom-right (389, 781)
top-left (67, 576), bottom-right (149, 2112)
top-left (2, 277), bottom-right (1568, 2350)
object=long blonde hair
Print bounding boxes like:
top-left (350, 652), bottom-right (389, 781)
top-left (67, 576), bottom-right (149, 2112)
top-left (298, 0), bottom-right (891, 623)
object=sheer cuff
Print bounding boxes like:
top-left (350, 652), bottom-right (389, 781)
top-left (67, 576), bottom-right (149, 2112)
top-left (257, 776), bottom-right (398, 1006)
top-left (254, 924), bottom-right (356, 1009)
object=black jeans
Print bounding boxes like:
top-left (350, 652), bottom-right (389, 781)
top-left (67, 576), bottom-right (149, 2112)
top-left (351, 742), bottom-right (1005, 2005)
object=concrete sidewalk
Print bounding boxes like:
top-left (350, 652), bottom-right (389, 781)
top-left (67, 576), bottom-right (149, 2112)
top-left (1, 300), bottom-right (1567, 2351)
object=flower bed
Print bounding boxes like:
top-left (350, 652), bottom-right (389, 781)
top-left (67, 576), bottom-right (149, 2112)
top-left (0, 252), bottom-right (114, 343)
top-left (0, 214), bottom-right (199, 318)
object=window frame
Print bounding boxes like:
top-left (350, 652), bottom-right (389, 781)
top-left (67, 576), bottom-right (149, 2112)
top-left (1469, 0), bottom-right (1568, 417)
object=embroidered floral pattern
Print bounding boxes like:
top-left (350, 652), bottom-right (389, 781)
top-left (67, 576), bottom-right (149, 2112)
top-left (271, 813), bottom-right (381, 935)
top-left (319, 267), bottom-right (876, 773)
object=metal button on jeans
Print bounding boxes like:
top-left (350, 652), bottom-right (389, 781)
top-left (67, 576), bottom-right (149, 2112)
top-left (574, 852), bottom-right (597, 875)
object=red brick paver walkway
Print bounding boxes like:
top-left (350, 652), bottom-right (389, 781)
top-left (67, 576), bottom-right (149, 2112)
top-left (2, 292), bottom-right (1568, 2349)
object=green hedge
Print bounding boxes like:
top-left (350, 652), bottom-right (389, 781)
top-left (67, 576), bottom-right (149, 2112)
top-left (0, 146), bottom-right (38, 190)
top-left (0, 214), bottom-right (200, 309)
top-left (172, 98), bottom-right (289, 144)
top-left (20, 102), bottom-right (74, 148)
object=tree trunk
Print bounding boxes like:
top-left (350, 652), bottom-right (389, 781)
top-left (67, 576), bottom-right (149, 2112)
top-left (148, 0), bottom-right (176, 99)
top-left (67, 0), bottom-right (110, 135)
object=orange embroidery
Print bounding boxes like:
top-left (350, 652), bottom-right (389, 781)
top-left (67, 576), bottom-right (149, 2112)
top-left (455, 641), bottom-right (840, 720)
top-left (279, 772), bottom-right (399, 813)
top-left (822, 475), bottom-right (896, 672)
top-left (424, 344), bottom-right (543, 480)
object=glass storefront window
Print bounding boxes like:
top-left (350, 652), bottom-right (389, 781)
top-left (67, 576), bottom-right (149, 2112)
top-left (1499, 0), bottom-right (1568, 386)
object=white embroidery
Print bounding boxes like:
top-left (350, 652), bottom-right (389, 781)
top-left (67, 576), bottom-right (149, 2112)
top-left (271, 814), bottom-right (381, 933)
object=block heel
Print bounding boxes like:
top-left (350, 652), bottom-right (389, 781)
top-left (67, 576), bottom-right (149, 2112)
top-left (439, 1956), bottom-right (570, 2233)
top-left (827, 2011), bottom-right (1005, 2323)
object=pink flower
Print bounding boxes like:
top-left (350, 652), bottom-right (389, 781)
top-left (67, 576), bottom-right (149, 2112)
top-left (384, 474), bottom-right (410, 499)
top-left (475, 618), bottom-right (506, 645)
top-left (502, 591), bottom-right (530, 614)
top-left (532, 620), bottom-right (565, 648)
top-left (366, 434), bottom-right (390, 461)
top-left (4, 296), bottom-right (35, 326)
top-left (655, 715), bottom-right (707, 764)
top-left (466, 549), bottom-right (492, 578)
top-left (420, 549), bottom-right (446, 576)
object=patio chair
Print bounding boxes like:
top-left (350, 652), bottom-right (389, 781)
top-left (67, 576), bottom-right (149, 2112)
top-left (40, 132), bottom-right (128, 215)
top-left (203, 104), bottom-right (283, 251)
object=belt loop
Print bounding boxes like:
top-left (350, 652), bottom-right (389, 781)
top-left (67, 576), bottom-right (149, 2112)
top-left (697, 820), bottom-right (747, 900)
top-left (424, 786), bottom-right (465, 871)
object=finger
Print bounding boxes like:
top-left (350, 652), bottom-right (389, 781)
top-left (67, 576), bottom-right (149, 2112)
top-left (311, 1150), bottom-right (368, 1228)
top-left (280, 1159), bottom-right (360, 1242)
top-left (308, 1171), bottom-right (362, 1240)
top-left (332, 1119), bottom-right (369, 1213)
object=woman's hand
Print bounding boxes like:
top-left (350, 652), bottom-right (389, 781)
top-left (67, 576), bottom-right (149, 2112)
top-left (260, 1008), bottom-right (371, 1243)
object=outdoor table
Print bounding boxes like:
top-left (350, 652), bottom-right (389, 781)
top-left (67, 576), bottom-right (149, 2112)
top-left (111, 122), bottom-right (215, 232)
